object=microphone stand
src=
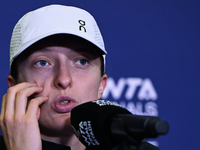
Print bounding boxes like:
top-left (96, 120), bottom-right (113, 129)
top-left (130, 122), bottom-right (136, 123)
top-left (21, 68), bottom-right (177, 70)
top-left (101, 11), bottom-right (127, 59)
top-left (111, 114), bottom-right (169, 150)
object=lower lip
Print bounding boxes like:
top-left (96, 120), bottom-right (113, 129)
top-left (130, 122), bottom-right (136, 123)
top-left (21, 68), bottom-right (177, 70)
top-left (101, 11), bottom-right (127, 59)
top-left (52, 101), bottom-right (77, 113)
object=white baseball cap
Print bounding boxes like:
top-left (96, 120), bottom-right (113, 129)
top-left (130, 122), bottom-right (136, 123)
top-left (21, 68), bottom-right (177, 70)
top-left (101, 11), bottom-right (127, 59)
top-left (10, 4), bottom-right (106, 69)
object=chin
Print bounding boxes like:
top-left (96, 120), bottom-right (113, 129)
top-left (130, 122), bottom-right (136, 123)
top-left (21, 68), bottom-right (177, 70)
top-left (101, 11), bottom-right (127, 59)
top-left (39, 118), bottom-right (73, 136)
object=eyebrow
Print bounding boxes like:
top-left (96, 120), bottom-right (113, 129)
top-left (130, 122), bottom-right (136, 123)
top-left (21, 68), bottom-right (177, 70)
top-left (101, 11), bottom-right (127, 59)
top-left (74, 48), bottom-right (97, 56)
top-left (30, 47), bottom-right (100, 60)
top-left (36, 47), bottom-right (96, 54)
top-left (37, 48), bottom-right (53, 52)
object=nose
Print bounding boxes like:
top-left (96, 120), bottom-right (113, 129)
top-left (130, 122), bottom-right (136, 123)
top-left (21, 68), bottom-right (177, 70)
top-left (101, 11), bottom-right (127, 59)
top-left (54, 64), bottom-right (72, 89)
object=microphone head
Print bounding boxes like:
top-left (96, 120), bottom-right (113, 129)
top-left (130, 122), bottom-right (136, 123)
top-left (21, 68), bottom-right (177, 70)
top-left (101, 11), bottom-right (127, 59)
top-left (71, 100), bottom-right (131, 150)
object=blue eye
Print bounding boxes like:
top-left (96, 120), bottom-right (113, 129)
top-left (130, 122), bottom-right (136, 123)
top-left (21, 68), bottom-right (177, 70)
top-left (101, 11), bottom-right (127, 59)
top-left (77, 59), bottom-right (88, 65)
top-left (35, 60), bottom-right (49, 67)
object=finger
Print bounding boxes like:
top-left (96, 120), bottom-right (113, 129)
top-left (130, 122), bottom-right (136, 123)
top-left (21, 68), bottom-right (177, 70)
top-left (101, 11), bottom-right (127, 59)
top-left (0, 94), bottom-right (7, 129)
top-left (5, 82), bottom-right (37, 116)
top-left (1, 94), bottom-right (7, 118)
top-left (0, 94), bottom-right (10, 146)
top-left (14, 86), bottom-right (44, 116)
top-left (26, 96), bottom-right (48, 119)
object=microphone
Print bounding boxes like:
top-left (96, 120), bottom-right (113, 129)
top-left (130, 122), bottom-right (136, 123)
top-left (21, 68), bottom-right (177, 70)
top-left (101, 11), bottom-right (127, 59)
top-left (71, 100), bottom-right (169, 150)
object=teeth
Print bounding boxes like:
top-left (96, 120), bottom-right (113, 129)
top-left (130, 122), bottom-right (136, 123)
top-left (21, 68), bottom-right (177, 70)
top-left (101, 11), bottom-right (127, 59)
top-left (59, 101), bottom-right (69, 104)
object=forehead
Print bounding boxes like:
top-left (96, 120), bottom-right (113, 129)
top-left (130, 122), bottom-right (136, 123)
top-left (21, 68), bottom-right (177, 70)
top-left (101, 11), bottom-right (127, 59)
top-left (21, 34), bottom-right (102, 58)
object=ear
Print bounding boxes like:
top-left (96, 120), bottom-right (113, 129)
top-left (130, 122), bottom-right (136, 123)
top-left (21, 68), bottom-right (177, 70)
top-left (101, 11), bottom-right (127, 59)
top-left (98, 74), bottom-right (107, 99)
top-left (7, 75), bottom-right (17, 87)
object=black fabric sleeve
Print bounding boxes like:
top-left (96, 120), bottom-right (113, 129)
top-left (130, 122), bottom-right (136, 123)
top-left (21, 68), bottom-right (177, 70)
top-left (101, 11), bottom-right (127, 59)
top-left (42, 139), bottom-right (71, 150)
top-left (0, 136), bottom-right (71, 150)
top-left (0, 136), bottom-right (7, 150)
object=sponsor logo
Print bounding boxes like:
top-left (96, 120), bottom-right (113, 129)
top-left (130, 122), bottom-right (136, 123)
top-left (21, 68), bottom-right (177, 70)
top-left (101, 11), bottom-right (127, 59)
top-left (92, 100), bottom-right (123, 107)
top-left (78, 121), bottom-right (100, 146)
top-left (78, 20), bottom-right (87, 32)
top-left (102, 77), bottom-right (158, 116)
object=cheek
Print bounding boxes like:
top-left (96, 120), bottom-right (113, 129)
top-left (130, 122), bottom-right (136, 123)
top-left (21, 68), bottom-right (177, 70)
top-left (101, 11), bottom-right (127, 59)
top-left (19, 69), bottom-right (51, 85)
top-left (77, 74), bottom-right (101, 99)
top-left (34, 75), bottom-right (49, 86)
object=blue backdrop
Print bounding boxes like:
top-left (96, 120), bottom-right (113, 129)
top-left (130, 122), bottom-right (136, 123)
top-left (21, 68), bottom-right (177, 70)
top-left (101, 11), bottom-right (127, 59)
top-left (0, 1), bottom-right (200, 149)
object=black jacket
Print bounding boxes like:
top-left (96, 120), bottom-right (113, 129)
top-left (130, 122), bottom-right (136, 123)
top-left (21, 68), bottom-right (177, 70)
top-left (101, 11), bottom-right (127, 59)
top-left (0, 136), bottom-right (126, 150)
top-left (0, 136), bottom-right (70, 150)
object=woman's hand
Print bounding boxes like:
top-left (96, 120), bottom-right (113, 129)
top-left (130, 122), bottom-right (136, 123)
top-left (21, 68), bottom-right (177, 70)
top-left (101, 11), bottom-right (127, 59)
top-left (0, 82), bottom-right (48, 150)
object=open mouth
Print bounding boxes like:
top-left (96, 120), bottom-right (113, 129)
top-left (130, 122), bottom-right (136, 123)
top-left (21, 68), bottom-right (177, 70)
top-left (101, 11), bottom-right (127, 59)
top-left (52, 96), bottom-right (77, 113)
top-left (59, 100), bottom-right (70, 104)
